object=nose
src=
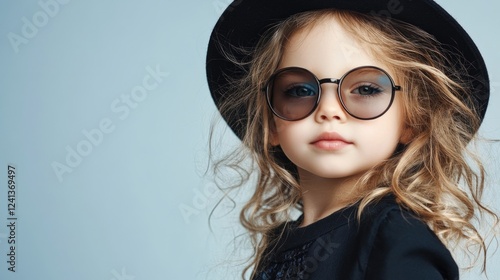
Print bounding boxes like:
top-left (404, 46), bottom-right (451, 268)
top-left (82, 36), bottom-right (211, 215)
top-left (314, 83), bottom-right (347, 122)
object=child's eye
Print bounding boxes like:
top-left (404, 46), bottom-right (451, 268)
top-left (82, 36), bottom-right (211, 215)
top-left (352, 84), bottom-right (383, 96)
top-left (284, 84), bottom-right (318, 97)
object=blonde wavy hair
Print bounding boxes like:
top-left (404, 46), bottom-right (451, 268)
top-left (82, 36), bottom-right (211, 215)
top-left (209, 9), bottom-right (498, 279)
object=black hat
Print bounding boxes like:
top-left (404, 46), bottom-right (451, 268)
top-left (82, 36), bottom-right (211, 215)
top-left (206, 0), bottom-right (490, 139)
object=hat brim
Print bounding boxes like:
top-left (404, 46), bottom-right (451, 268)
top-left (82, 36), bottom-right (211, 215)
top-left (206, 0), bottom-right (489, 139)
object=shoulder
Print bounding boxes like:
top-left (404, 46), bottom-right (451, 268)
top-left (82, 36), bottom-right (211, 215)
top-left (358, 196), bottom-right (459, 280)
top-left (359, 196), bottom-right (431, 240)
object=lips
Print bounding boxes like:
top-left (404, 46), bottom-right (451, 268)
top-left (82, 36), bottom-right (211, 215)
top-left (310, 132), bottom-right (352, 151)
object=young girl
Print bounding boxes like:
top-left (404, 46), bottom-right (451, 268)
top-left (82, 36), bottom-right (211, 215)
top-left (206, 0), bottom-right (498, 279)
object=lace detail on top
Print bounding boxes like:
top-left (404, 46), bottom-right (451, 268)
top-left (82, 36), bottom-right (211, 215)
top-left (254, 241), bottom-right (313, 280)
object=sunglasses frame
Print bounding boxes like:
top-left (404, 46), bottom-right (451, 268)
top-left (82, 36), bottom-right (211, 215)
top-left (264, 66), bottom-right (402, 121)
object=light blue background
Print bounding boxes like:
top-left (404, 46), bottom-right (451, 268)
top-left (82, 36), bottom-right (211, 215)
top-left (0, 0), bottom-right (498, 279)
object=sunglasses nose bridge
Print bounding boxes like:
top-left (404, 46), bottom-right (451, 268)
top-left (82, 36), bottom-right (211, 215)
top-left (318, 78), bottom-right (341, 97)
top-left (318, 78), bottom-right (340, 85)
top-left (314, 77), bottom-right (346, 120)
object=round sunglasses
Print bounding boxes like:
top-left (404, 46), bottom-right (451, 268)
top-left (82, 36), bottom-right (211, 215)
top-left (264, 66), bottom-right (401, 121)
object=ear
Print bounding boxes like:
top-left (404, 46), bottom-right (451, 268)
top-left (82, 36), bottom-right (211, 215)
top-left (270, 133), bottom-right (280, 146)
top-left (399, 125), bottom-right (413, 145)
top-left (269, 120), bottom-right (280, 146)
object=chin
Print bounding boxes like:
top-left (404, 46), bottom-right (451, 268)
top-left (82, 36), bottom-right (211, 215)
top-left (300, 167), bottom-right (369, 181)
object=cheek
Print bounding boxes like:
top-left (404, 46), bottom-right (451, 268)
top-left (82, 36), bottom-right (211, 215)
top-left (272, 118), bottom-right (292, 142)
top-left (366, 125), bottom-right (400, 148)
top-left (357, 107), bottom-right (404, 154)
top-left (273, 117), bottom-right (289, 134)
top-left (274, 122), bottom-right (294, 146)
top-left (272, 119), bottom-right (307, 155)
top-left (354, 124), bottom-right (402, 166)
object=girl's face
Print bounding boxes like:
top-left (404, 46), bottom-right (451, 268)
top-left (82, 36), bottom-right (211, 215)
top-left (270, 17), bottom-right (407, 183)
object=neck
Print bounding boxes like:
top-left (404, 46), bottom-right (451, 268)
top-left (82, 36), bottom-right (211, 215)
top-left (298, 170), bottom-right (361, 227)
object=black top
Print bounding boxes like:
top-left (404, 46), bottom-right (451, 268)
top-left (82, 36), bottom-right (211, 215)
top-left (253, 196), bottom-right (459, 280)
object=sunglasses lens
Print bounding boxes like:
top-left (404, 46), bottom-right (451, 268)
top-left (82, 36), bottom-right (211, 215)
top-left (267, 68), bottom-right (319, 120)
top-left (339, 68), bottom-right (394, 119)
top-left (266, 67), bottom-right (396, 120)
